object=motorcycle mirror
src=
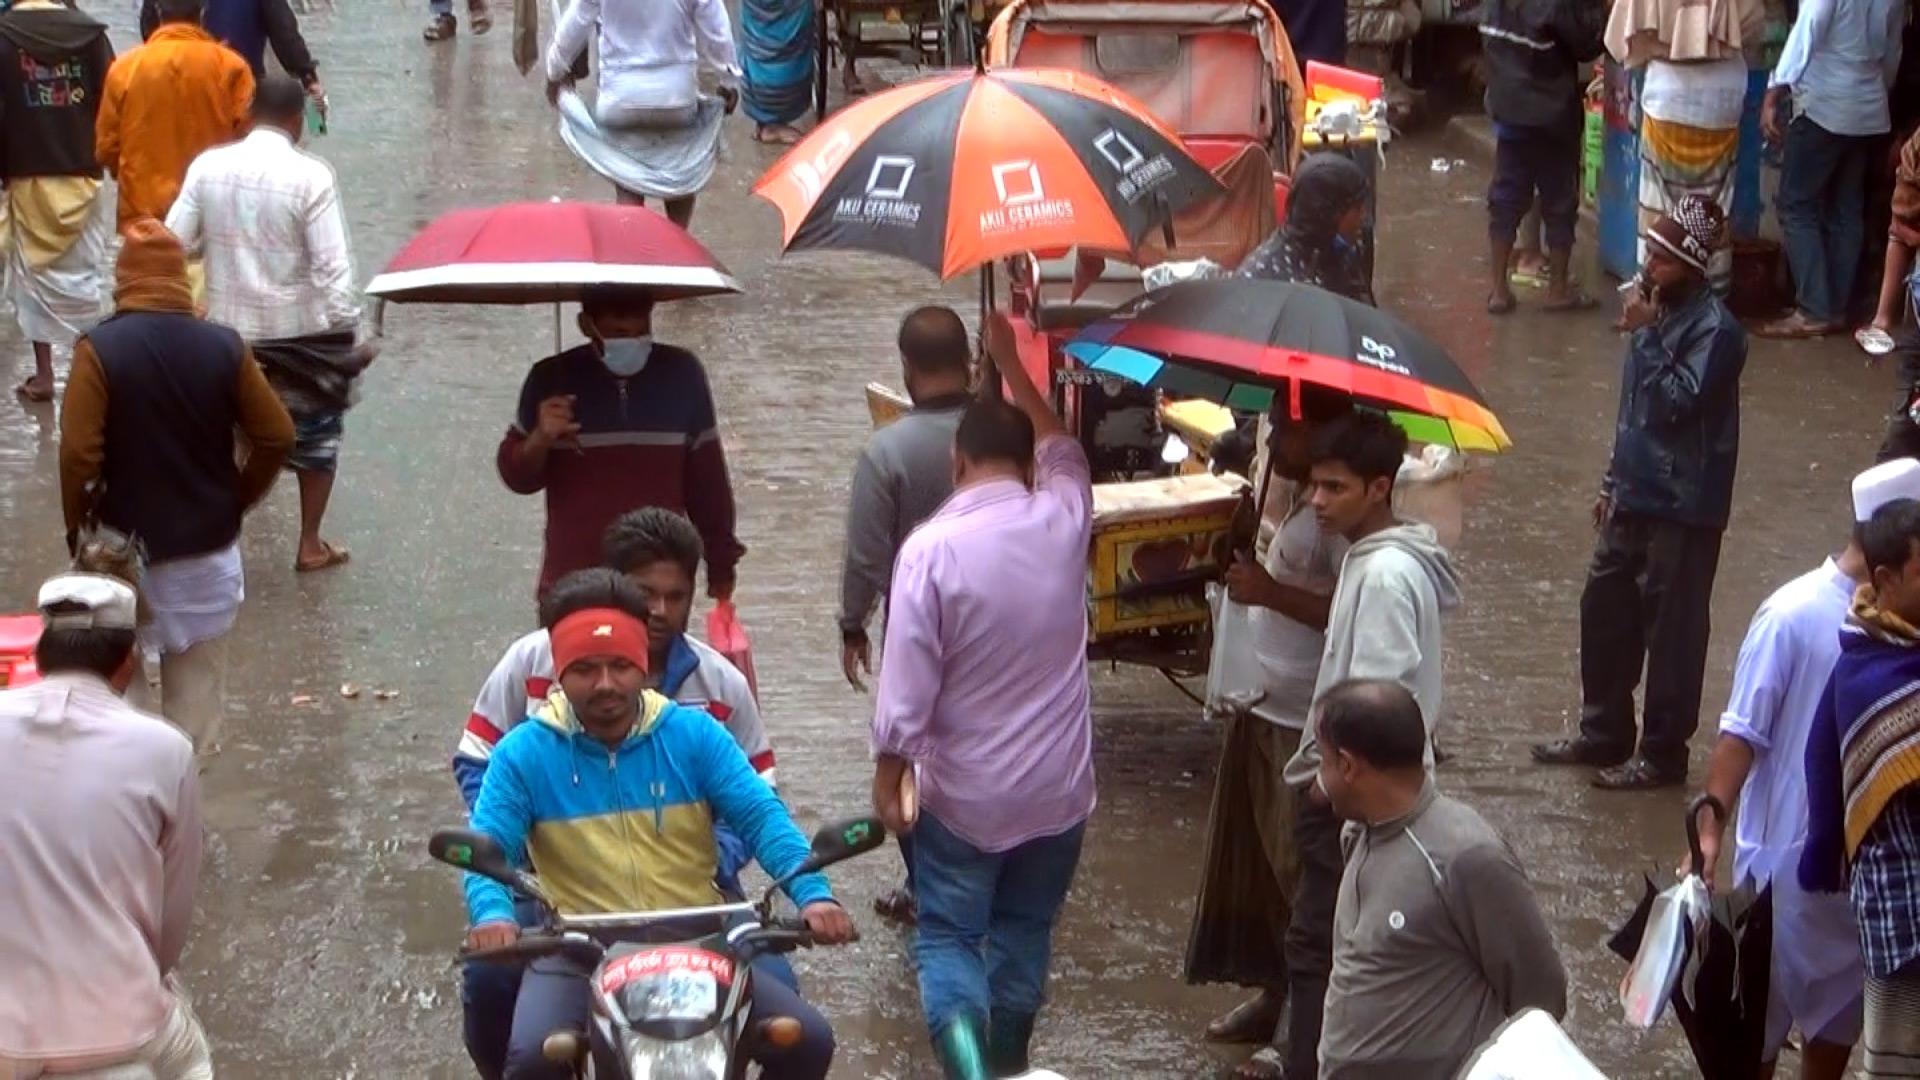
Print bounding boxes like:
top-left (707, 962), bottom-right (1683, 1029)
top-left (428, 827), bottom-right (551, 905)
top-left (776, 816), bottom-right (888, 889)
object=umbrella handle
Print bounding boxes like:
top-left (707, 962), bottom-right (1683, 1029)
top-left (1685, 793), bottom-right (1726, 878)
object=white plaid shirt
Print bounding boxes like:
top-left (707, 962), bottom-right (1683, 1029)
top-left (165, 128), bottom-right (359, 341)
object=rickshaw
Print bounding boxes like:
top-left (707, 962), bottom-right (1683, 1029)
top-left (856, 0), bottom-right (1313, 679)
top-left (988, 0), bottom-right (1306, 676)
top-left (815, 0), bottom-right (971, 116)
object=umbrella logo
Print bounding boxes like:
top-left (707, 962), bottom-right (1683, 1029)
top-left (865, 156), bottom-right (916, 200)
top-left (992, 160), bottom-right (1046, 207)
top-left (1357, 335), bottom-right (1411, 376)
top-left (1093, 130), bottom-right (1145, 173)
top-left (1095, 128), bottom-right (1177, 204)
top-left (832, 154), bottom-right (923, 228)
top-left (788, 130), bottom-right (855, 202)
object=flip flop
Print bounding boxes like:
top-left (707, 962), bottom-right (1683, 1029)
top-left (1542, 290), bottom-right (1600, 313)
top-left (1234, 1046), bottom-right (1287, 1080)
top-left (1857, 326), bottom-right (1897, 356)
top-left (13, 379), bottom-right (52, 403)
top-left (753, 124), bottom-right (802, 145)
top-left (295, 541), bottom-right (351, 573)
top-left (1205, 995), bottom-right (1284, 1044)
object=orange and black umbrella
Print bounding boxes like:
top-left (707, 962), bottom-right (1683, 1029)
top-left (753, 69), bottom-right (1222, 279)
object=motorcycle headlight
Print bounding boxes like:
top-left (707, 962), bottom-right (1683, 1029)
top-left (625, 1029), bottom-right (729, 1080)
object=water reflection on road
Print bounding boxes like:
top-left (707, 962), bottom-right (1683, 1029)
top-left (0, 5), bottom-right (1892, 1075)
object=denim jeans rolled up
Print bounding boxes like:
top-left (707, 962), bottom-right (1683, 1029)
top-left (909, 811), bottom-right (1086, 1035)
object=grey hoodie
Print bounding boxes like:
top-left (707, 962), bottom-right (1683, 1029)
top-left (1320, 782), bottom-right (1567, 1079)
top-left (1284, 522), bottom-right (1461, 788)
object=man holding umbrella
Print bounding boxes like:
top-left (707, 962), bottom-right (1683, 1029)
top-left (497, 286), bottom-right (744, 602)
top-left (1533, 195), bottom-right (1746, 789)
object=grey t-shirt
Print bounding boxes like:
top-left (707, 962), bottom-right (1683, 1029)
top-left (838, 397), bottom-right (965, 636)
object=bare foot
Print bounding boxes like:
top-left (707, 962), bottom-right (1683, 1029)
top-left (13, 375), bottom-right (53, 403)
top-left (1486, 288), bottom-right (1516, 315)
top-left (843, 67), bottom-right (872, 95)
top-left (754, 123), bottom-right (803, 145)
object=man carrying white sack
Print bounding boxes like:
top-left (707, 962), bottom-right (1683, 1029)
top-left (1681, 460), bottom-right (1914, 1079)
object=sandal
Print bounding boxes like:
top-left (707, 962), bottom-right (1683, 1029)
top-left (1754, 311), bottom-right (1835, 340)
top-left (422, 13), bottom-right (455, 41)
top-left (13, 377), bottom-right (53, 403)
top-left (467, 0), bottom-right (492, 34)
top-left (296, 541), bottom-right (351, 573)
top-left (1206, 992), bottom-right (1284, 1044)
top-left (1542, 289), bottom-right (1600, 313)
top-left (1234, 1046), bottom-right (1287, 1080)
top-left (753, 124), bottom-right (802, 145)
top-left (1858, 325), bottom-right (1897, 356)
top-left (872, 886), bottom-right (917, 926)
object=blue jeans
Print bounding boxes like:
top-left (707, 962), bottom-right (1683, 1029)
top-left (503, 954), bottom-right (830, 1080)
top-left (910, 811), bottom-right (1086, 1035)
top-left (1777, 113), bottom-right (1874, 325)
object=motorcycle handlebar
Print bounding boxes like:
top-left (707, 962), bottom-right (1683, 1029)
top-left (457, 933), bottom-right (602, 968)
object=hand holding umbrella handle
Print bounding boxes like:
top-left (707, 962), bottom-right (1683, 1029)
top-left (1684, 794), bottom-right (1726, 879)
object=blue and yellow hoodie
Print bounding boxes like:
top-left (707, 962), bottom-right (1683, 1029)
top-left (464, 688), bottom-right (830, 928)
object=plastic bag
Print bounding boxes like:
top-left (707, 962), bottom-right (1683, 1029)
top-left (705, 601), bottom-right (759, 703)
top-left (1619, 874), bottom-right (1710, 1027)
top-left (1458, 1008), bottom-right (1609, 1079)
top-left (1201, 583), bottom-right (1265, 719)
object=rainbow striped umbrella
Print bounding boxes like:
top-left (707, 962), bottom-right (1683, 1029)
top-left (1066, 279), bottom-right (1511, 452)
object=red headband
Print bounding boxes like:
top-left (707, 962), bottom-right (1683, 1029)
top-left (550, 608), bottom-right (650, 675)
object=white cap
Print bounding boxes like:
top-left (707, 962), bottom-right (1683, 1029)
top-left (37, 573), bottom-right (138, 632)
top-left (1853, 458), bottom-right (1920, 523)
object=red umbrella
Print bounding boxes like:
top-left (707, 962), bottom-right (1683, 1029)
top-left (365, 200), bottom-right (741, 304)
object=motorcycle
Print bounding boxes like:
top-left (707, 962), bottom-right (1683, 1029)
top-left (429, 816), bottom-right (888, 1079)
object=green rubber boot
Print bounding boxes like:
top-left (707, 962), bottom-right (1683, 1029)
top-left (933, 1013), bottom-right (992, 1080)
top-left (988, 1008), bottom-right (1036, 1077)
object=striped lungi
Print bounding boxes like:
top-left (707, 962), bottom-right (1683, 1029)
top-left (1638, 114), bottom-right (1738, 294)
top-left (1864, 964), bottom-right (1920, 1077)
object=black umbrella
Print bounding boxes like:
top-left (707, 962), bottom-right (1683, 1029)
top-left (1608, 795), bottom-right (1773, 1079)
top-left (1064, 278), bottom-right (1512, 452)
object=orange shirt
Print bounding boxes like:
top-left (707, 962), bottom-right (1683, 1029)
top-left (95, 23), bottom-right (254, 228)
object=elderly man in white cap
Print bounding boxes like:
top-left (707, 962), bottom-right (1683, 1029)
top-left (0, 573), bottom-right (209, 1079)
top-left (1679, 461), bottom-right (1920, 1080)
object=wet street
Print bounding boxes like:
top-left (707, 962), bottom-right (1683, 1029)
top-left (0, 3), bottom-right (1902, 1076)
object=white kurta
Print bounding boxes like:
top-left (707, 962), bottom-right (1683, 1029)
top-left (1718, 558), bottom-right (1865, 1045)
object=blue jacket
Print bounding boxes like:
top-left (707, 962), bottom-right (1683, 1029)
top-left (1604, 287), bottom-right (1745, 529)
top-left (464, 688), bottom-right (829, 928)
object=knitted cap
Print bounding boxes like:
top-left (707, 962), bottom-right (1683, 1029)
top-left (1645, 195), bottom-right (1727, 278)
top-left (113, 217), bottom-right (193, 312)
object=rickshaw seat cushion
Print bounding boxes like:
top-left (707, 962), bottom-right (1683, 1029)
top-left (1033, 253), bottom-right (1141, 284)
top-left (1032, 278), bottom-right (1146, 331)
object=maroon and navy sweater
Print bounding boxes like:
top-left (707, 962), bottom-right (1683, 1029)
top-left (497, 343), bottom-right (743, 598)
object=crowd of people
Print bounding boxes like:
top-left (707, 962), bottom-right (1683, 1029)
top-left (3, 0), bottom-right (1920, 1078)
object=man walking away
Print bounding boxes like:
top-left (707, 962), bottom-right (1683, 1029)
top-left (1276, 410), bottom-right (1461, 1080)
top-left (1315, 679), bottom-right (1567, 1079)
top-left (1686, 464), bottom-right (1917, 1080)
top-left (167, 75), bottom-right (371, 574)
top-left (498, 286), bottom-right (743, 601)
top-left (1802, 498), bottom-right (1920, 1078)
top-left (1756, 0), bottom-right (1905, 340)
top-left (870, 312), bottom-right (1096, 1080)
top-left (1480, 0), bottom-right (1605, 315)
top-left (138, 0), bottom-right (326, 127)
top-left (840, 305), bottom-right (970, 926)
top-left (95, 0), bottom-right (253, 227)
top-left (1534, 196), bottom-right (1746, 790)
top-left (422, 0), bottom-right (489, 42)
top-left (0, 0), bottom-right (114, 403)
top-left (58, 219), bottom-right (294, 754)
top-left (0, 573), bottom-right (208, 1079)
top-left (1185, 387), bottom-right (1353, 1080)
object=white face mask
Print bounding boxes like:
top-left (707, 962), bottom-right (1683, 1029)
top-left (600, 335), bottom-right (653, 378)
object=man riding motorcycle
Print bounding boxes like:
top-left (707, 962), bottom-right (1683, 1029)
top-left (462, 591), bottom-right (856, 1080)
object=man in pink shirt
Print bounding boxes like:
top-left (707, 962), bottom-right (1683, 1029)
top-left (0, 573), bottom-right (207, 1078)
top-left (870, 313), bottom-right (1096, 1080)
